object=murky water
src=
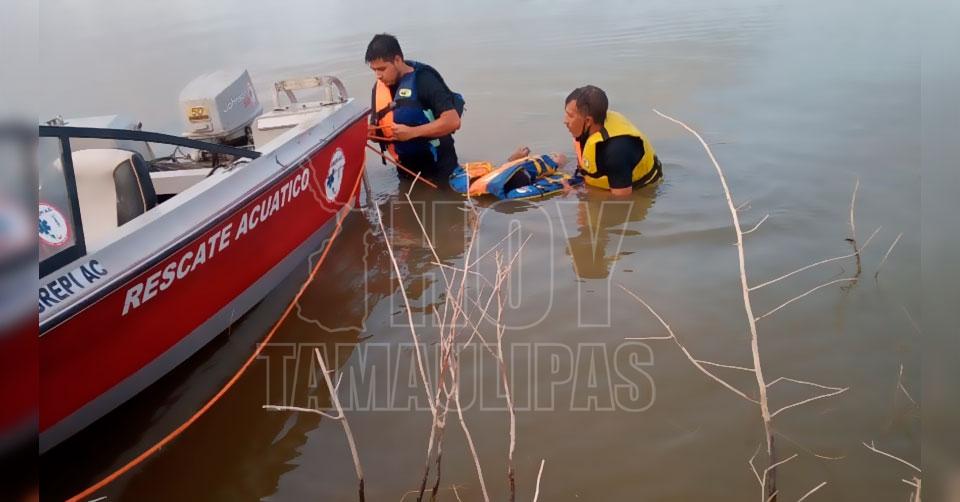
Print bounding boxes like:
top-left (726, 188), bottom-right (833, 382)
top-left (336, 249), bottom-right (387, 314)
top-left (40, 0), bottom-right (930, 500)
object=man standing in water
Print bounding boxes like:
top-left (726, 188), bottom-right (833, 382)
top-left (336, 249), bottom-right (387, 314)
top-left (563, 85), bottom-right (662, 197)
top-left (366, 33), bottom-right (465, 181)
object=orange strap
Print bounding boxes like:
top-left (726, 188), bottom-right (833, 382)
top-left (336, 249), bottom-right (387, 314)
top-left (367, 133), bottom-right (394, 143)
top-left (573, 139), bottom-right (584, 169)
top-left (371, 81), bottom-right (398, 158)
top-left (364, 142), bottom-right (439, 189)
top-left (68, 163), bottom-right (368, 502)
top-left (372, 80), bottom-right (396, 136)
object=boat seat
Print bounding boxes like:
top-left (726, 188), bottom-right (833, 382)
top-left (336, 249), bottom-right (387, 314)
top-left (71, 149), bottom-right (158, 251)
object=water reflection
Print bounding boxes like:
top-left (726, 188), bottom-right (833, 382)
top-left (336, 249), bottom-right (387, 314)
top-left (42, 210), bottom-right (395, 499)
top-left (565, 184), bottom-right (658, 279)
top-left (36, 0), bottom-right (927, 497)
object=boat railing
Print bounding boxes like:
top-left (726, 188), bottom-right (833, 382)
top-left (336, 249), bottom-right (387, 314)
top-left (271, 75), bottom-right (348, 110)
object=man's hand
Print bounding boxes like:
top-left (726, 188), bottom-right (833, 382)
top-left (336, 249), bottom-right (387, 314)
top-left (392, 123), bottom-right (419, 142)
top-left (392, 109), bottom-right (460, 142)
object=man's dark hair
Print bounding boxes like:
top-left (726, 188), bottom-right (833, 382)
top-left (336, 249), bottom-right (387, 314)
top-left (365, 33), bottom-right (404, 63)
top-left (565, 85), bottom-right (608, 124)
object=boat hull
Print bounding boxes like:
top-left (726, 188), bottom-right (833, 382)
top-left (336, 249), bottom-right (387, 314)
top-left (40, 106), bottom-right (368, 452)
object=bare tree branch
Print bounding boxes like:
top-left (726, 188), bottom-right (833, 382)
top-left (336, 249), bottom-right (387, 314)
top-left (742, 214), bottom-right (770, 235)
top-left (863, 441), bottom-right (921, 473)
top-left (749, 444), bottom-right (763, 486)
top-left (901, 305), bottom-right (922, 335)
top-left (749, 227), bottom-right (880, 291)
top-left (771, 387), bottom-right (849, 418)
top-left (767, 376), bottom-right (845, 391)
top-left (849, 177), bottom-right (861, 275)
top-left (370, 192), bottom-right (436, 417)
top-left (653, 110), bottom-right (776, 472)
top-left (454, 385), bottom-right (490, 502)
top-left (897, 364), bottom-right (917, 406)
top-left (874, 232), bottom-right (903, 281)
top-left (695, 359), bottom-right (756, 372)
top-left (774, 431), bottom-right (846, 461)
top-left (533, 459), bottom-right (546, 502)
top-left (761, 454), bottom-right (798, 501)
top-left (620, 285), bottom-right (759, 404)
top-left (796, 481), bottom-right (828, 502)
top-left (262, 404), bottom-right (341, 421)
top-left (314, 349), bottom-right (365, 501)
top-left (755, 279), bottom-right (857, 322)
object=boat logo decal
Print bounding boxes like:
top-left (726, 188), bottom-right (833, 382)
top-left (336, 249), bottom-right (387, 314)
top-left (326, 148), bottom-right (345, 201)
top-left (39, 203), bottom-right (70, 247)
top-left (398, 88), bottom-right (412, 98)
top-left (223, 82), bottom-right (257, 114)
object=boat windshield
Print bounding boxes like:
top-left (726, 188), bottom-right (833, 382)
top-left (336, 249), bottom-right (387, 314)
top-left (39, 137), bottom-right (84, 275)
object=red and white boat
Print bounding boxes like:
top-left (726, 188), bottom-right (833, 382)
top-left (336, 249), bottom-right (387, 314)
top-left (38, 70), bottom-right (368, 452)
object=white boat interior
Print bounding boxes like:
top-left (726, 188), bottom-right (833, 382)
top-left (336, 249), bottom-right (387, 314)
top-left (40, 69), bottom-right (355, 257)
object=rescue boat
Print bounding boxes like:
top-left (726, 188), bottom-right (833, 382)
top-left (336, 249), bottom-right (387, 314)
top-left (38, 70), bottom-right (368, 452)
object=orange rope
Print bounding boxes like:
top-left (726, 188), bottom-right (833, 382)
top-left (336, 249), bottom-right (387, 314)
top-left (68, 163), bottom-right (368, 502)
top-left (364, 143), bottom-right (440, 189)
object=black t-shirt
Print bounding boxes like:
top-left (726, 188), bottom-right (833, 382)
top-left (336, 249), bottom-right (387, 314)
top-left (578, 133), bottom-right (645, 189)
top-left (389, 66), bottom-right (459, 180)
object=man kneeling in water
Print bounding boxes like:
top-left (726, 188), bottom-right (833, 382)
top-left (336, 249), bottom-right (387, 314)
top-left (450, 146), bottom-right (580, 200)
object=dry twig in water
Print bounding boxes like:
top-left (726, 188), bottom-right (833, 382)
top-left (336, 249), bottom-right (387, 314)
top-left (645, 109), bottom-right (857, 501)
top-left (874, 232), bottom-right (902, 281)
top-left (897, 363), bottom-right (918, 407)
top-left (863, 441), bottom-right (921, 473)
top-left (863, 441), bottom-right (921, 501)
top-left (382, 195), bottom-right (534, 502)
top-left (848, 177), bottom-right (862, 276)
top-left (533, 459), bottom-right (546, 502)
top-left (263, 348), bottom-right (365, 501)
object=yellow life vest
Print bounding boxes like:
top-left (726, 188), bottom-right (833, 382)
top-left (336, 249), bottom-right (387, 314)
top-left (573, 111), bottom-right (658, 190)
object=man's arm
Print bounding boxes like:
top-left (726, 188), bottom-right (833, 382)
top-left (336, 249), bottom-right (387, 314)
top-left (392, 69), bottom-right (461, 141)
top-left (393, 109), bottom-right (460, 141)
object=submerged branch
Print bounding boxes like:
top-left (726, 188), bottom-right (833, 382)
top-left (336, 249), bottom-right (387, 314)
top-left (755, 278), bottom-right (857, 322)
top-left (620, 284), bottom-right (759, 404)
top-left (874, 232), bottom-right (903, 281)
top-left (796, 481), bottom-right (828, 502)
top-left (652, 110), bottom-right (775, 479)
top-left (742, 214), bottom-right (770, 235)
top-left (863, 441), bottom-right (921, 473)
top-left (749, 227), bottom-right (880, 291)
top-left (770, 387), bottom-right (849, 418)
top-left (849, 177), bottom-right (861, 275)
top-left (262, 404), bottom-right (341, 421)
top-left (533, 459), bottom-right (546, 502)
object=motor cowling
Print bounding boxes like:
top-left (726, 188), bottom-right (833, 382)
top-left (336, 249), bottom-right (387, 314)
top-left (179, 69), bottom-right (262, 146)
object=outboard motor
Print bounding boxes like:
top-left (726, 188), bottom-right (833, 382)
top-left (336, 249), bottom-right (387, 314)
top-left (179, 69), bottom-right (262, 148)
